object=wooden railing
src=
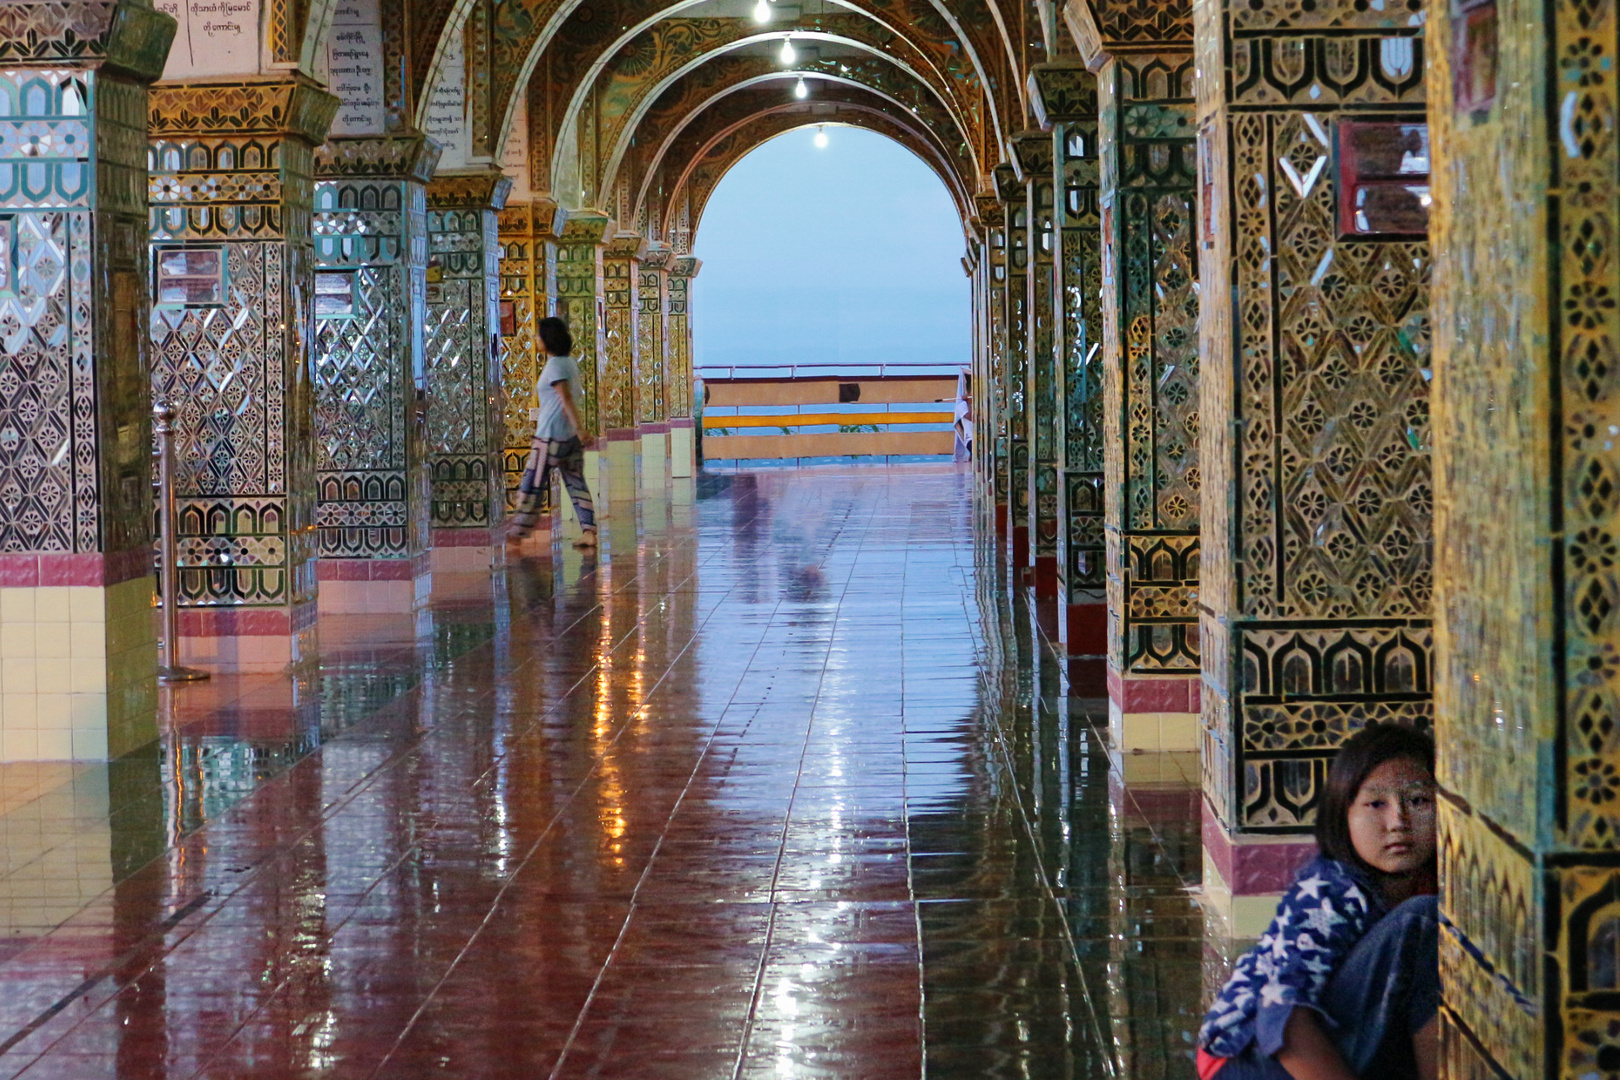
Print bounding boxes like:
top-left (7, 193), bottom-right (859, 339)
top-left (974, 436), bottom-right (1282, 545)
top-left (699, 366), bottom-right (963, 462)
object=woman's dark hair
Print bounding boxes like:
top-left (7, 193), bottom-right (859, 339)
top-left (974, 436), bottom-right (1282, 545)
top-left (539, 317), bottom-right (573, 357)
top-left (1315, 722), bottom-right (1436, 871)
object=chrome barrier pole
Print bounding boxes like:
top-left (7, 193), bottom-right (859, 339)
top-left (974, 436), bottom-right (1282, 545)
top-left (154, 403), bottom-right (208, 684)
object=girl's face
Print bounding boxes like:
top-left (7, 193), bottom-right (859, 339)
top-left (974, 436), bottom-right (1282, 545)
top-left (1347, 756), bottom-right (1437, 877)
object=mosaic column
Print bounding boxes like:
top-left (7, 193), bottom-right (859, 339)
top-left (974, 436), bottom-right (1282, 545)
top-left (1427, 0), bottom-right (1612, 1072)
top-left (149, 78), bottom-right (338, 672)
top-left (666, 255), bottom-right (701, 479)
top-left (1032, 65), bottom-right (1107, 682)
top-left (556, 211), bottom-right (609, 438)
top-left (425, 169), bottom-right (511, 570)
top-left (976, 196), bottom-right (1011, 535)
top-left (1064, 1), bottom-right (1201, 751)
top-left (0, 1), bottom-right (174, 761)
top-left (602, 233), bottom-right (647, 495)
top-left (638, 244), bottom-right (672, 485)
top-left (497, 198), bottom-right (565, 510)
top-left (1013, 130), bottom-right (1060, 603)
top-left (997, 164), bottom-right (1032, 583)
top-left (311, 134), bottom-right (438, 613)
top-left (1194, 0), bottom-right (1433, 931)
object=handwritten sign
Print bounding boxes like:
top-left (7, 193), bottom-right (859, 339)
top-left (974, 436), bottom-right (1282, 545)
top-left (424, 33), bottom-right (468, 171)
top-left (324, 0), bottom-right (385, 135)
top-left (502, 91), bottom-right (530, 199)
top-left (157, 0), bottom-right (262, 79)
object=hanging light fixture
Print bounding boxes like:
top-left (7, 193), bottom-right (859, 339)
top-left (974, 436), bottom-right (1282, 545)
top-left (752, 0), bottom-right (770, 23)
top-left (794, 75), bottom-right (809, 99)
top-left (814, 125), bottom-right (828, 148)
top-left (779, 34), bottom-right (796, 64)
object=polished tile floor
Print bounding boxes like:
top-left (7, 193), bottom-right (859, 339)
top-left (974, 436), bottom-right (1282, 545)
top-left (0, 466), bottom-right (1210, 1079)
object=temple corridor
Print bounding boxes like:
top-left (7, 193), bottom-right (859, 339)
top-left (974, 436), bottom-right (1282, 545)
top-left (0, 466), bottom-right (1205, 1079)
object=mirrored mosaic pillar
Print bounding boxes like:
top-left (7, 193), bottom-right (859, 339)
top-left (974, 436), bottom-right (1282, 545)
top-left (425, 169), bottom-right (511, 570)
top-left (1013, 131), bottom-right (1060, 603)
top-left (639, 244), bottom-right (672, 486)
top-left (602, 233), bottom-right (646, 496)
top-left (997, 164), bottom-right (1032, 583)
top-left (311, 134), bottom-right (438, 613)
top-left (1427, 1), bottom-right (1603, 1072)
top-left (1194, 0), bottom-right (1433, 932)
top-left (497, 198), bottom-right (565, 511)
top-left (0, 2), bottom-right (174, 760)
top-left (666, 255), bottom-right (700, 479)
top-left (149, 78), bottom-right (338, 672)
top-left (557, 213), bottom-right (610, 498)
top-left (1032, 65), bottom-right (1107, 680)
top-left (1064, 0), bottom-right (1201, 751)
top-left (976, 196), bottom-right (1011, 538)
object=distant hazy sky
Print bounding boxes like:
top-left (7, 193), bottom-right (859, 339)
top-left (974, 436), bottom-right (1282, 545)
top-left (691, 126), bottom-right (969, 372)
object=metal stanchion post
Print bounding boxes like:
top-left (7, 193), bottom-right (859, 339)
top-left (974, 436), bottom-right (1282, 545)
top-left (154, 403), bottom-right (209, 684)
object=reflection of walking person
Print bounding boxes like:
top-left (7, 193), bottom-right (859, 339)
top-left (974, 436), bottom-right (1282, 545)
top-left (509, 317), bottom-right (598, 549)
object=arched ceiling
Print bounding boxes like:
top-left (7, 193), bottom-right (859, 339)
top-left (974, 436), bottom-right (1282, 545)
top-left (641, 81), bottom-right (970, 233)
top-left (389, 0), bottom-right (1039, 195)
top-left (585, 42), bottom-right (976, 212)
top-left (668, 109), bottom-right (973, 249)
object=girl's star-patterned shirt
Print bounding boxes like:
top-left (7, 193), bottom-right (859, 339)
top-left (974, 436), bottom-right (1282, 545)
top-left (1198, 855), bottom-right (1388, 1060)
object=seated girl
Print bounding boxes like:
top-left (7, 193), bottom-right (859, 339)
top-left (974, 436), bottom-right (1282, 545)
top-left (1197, 723), bottom-right (1440, 1080)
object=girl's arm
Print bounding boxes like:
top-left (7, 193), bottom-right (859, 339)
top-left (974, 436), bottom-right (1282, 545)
top-left (1276, 1011), bottom-right (1358, 1080)
top-left (556, 380), bottom-right (593, 447)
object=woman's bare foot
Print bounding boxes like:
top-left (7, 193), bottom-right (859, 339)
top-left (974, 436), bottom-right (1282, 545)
top-left (573, 530), bottom-right (598, 549)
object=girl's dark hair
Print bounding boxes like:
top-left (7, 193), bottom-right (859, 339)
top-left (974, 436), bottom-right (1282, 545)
top-left (1315, 722), bottom-right (1436, 871)
top-left (539, 317), bottom-right (573, 357)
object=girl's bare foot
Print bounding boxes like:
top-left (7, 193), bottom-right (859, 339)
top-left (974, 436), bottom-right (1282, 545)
top-left (573, 530), bottom-right (598, 549)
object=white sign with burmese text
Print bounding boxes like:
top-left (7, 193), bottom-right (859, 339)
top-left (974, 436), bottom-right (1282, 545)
top-left (424, 34), bottom-right (469, 171)
top-left (157, 0), bottom-right (262, 79)
top-left (324, 0), bottom-right (386, 135)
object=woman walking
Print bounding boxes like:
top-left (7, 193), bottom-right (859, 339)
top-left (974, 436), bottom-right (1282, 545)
top-left (510, 316), bottom-right (598, 549)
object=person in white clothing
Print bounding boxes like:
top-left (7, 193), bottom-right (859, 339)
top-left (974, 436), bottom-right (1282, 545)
top-left (509, 317), bottom-right (597, 548)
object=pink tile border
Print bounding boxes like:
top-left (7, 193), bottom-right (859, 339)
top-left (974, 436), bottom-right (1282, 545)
top-left (604, 427), bottom-right (637, 442)
top-left (430, 527), bottom-right (495, 549)
top-left (1202, 799), bottom-right (1316, 895)
top-left (318, 558), bottom-right (423, 582)
top-left (668, 417), bottom-right (694, 429)
top-left (1107, 669), bottom-right (1202, 713)
top-left (638, 422), bottom-right (671, 435)
top-left (0, 549), bottom-right (152, 589)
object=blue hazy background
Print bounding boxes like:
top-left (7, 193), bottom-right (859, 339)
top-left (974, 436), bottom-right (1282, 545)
top-left (692, 126), bottom-right (969, 373)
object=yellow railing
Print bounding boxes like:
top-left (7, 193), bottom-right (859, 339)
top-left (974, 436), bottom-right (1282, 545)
top-left (699, 370), bottom-right (961, 462)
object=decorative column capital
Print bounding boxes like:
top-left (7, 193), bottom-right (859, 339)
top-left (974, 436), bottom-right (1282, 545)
top-left (149, 76), bottom-right (339, 146)
top-left (427, 168), bottom-right (513, 211)
top-left (315, 133), bottom-right (441, 181)
top-left (973, 193), bottom-right (1006, 229)
top-left (1060, 0), bottom-right (1192, 71)
top-left (1010, 130), bottom-right (1055, 182)
top-left (0, 0), bottom-right (175, 81)
top-left (669, 256), bottom-right (702, 281)
top-left (1028, 63), bottom-right (1099, 128)
top-left (561, 212), bottom-right (615, 245)
top-left (642, 244), bottom-right (675, 271)
top-left (993, 162), bottom-right (1022, 203)
top-left (605, 233), bottom-right (649, 261)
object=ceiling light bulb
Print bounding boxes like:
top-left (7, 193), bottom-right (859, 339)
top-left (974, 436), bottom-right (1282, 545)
top-left (794, 76), bottom-right (808, 99)
top-left (814, 126), bottom-right (828, 148)
top-left (752, 0), bottom-right (770, 22)
top-left (780, 36), bottom-right (796, 64)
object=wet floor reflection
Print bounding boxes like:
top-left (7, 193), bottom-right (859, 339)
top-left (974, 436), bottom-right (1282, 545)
top-left (0, 466), bottom-right (1210, 1079)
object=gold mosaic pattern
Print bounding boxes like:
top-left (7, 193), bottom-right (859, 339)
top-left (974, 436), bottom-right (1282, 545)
top-left (601, 233), bottom-right (645, 435)
top-left (1427, 0), bottom-right (1620, 1064)
top-left (1098, 52), bottom-right (1200, 678)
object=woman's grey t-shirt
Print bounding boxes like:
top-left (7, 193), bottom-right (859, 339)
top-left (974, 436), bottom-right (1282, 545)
top-left (534, 355), bottom-right (581, 441)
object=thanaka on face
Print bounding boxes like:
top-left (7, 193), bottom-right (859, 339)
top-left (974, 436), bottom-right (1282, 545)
top-left (1346, 756), bottom-right (1437, 878)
